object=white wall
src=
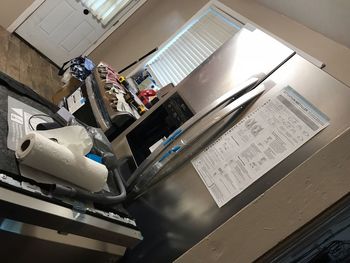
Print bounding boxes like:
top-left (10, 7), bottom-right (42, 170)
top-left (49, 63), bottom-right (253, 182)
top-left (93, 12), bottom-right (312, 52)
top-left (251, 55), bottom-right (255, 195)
top-left (257, 0), bottom-right (350, 49)
top-left (0, 0), bottom-right (35, 29)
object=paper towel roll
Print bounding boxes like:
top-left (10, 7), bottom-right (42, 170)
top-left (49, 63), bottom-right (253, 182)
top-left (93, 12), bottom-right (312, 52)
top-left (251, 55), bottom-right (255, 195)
top-left (37, 126), bottom-right (93, 155)
top-left (16, 132), bottom-right (108, 192)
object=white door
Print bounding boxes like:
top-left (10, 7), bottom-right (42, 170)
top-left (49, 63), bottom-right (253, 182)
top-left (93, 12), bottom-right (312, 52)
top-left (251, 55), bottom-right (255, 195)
top-left (16, 0), bottom-right (117, 66)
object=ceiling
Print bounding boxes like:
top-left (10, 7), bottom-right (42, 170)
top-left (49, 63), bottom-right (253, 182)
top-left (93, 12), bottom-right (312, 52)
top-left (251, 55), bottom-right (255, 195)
top-left (256, 0), bottom-right (350, 49)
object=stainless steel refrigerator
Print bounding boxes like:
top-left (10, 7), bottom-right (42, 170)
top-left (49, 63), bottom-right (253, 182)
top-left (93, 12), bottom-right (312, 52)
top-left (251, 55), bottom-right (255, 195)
top-left (112, 26), bottom-right (350, 262)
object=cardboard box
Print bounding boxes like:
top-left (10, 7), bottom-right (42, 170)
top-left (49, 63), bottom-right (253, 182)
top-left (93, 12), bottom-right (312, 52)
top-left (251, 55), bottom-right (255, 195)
top-left (52, 77), bottom-right (81, 105)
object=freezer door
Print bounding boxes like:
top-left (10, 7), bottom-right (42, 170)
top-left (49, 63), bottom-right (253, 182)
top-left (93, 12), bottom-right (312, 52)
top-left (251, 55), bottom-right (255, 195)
top-left (124, 55), bottom-right (350, 263)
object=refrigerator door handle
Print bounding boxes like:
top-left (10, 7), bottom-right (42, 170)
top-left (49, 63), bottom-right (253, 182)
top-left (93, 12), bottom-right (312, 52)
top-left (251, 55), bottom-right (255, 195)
top-left (164, 77), bottom-right (262, 145)
top-left (132, 84), bottom-right (266, 194)
top-left (126, 76), bottom-right (262, 188)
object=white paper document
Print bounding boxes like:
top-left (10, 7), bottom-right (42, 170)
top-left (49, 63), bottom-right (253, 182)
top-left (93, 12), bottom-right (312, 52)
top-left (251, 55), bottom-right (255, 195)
top-left (191, 86), bottom-right (330, 207)
top-left (67, 87), bottom-right (86, 114)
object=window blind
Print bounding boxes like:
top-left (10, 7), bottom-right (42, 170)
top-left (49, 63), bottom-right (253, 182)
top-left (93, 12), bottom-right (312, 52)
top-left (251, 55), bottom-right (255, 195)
top-left (146, 7), bottom-right (242, 88)
top-left (81, 0), bottom-right (135, 25)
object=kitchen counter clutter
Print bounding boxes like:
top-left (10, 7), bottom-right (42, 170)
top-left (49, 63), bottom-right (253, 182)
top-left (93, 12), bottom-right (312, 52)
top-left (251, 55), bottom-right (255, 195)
top-left (94, 62), bottom-right (143, 123)
top-left (51, 60), bottom-right (148, 141)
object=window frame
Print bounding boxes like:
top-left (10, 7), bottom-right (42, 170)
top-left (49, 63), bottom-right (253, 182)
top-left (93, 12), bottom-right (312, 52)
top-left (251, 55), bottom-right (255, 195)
top-left (127, 0), bottom-right (248, 82)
